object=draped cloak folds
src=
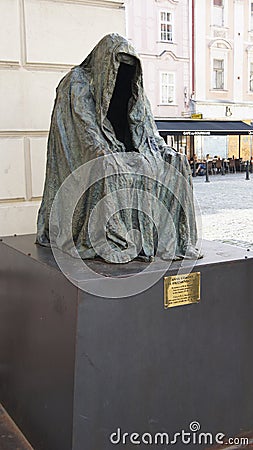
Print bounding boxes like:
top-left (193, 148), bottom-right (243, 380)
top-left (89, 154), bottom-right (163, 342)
top-left (36, 33), bottom-right (200, 263)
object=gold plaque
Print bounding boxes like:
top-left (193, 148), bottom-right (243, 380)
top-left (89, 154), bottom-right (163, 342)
top-left (164, 272), bottom-right (201, 309)
top-left (191, 113), bottom-right (203, 119)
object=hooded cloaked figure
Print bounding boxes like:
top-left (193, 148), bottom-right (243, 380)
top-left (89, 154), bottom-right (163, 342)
top-left (36, 33), bottom-right (200, 263)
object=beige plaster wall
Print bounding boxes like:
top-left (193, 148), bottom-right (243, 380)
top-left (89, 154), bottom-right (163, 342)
top-left (0, 0), bottom-right (125, 236)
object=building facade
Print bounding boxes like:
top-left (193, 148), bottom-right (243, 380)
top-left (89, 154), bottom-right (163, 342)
top-left (126, 0), bottom-right (191, 136)
top-left (193, 0), bottom-right (253, 159)
top-left (0, 0), bottom-right (125, 236)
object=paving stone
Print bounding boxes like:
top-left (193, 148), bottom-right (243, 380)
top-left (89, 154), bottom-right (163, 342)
top-left (193, 173), bottom-right (253, 251)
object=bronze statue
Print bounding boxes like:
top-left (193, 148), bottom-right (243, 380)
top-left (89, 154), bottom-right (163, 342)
top-left (36, 34), bottom-right (200, 263)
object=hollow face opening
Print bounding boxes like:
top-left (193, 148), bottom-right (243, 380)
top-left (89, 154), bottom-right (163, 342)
top-left (107, 61), bottom-right (136, 151)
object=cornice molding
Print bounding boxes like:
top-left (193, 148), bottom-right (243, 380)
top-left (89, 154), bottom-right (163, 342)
top-left (0, 61), bottom-right (20, 70)
top-left (155, 0), bottom-right (179, 4)
top-left (44, 0), bottom-right (125, 9)
top-left (208, 38), bottom-right (232, 50)
top-left (159, 50), bottom-right (188, 61)
top-left (140, 51), bottom-right (189, 62)
top-left (0, 198), bottom-right (42, 205)
top-left (24, 62), bottom-right (73, 72)
top-left (195, 100), bottom-right (253, 107)
top-left (0, 60), bottom-right (73, 72)
top-left (0, 131), bottom-right (49, 138)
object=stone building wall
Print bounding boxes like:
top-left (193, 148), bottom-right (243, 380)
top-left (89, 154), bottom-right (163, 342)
top-left (0, 0), bottom-right (125, 236)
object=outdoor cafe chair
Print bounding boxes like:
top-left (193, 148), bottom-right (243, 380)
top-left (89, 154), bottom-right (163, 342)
top-left (229, 158), bottom-right (236, 173)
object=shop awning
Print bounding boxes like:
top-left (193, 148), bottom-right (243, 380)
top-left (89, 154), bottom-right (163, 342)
top-left (155, 120), bottom-right (253, 136)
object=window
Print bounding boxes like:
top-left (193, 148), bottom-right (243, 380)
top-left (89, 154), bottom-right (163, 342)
top-left (160, 72), bottom-right (175, 104)
top-left (250, 62), bottom-right (253, 91)
top-left (213, 59), bottom-right (224, 89)
top-left (210, 40), bottom-right (230, 91)
top-left (213, 0), bottom-right (224, 26)
top-left (160, 11), bottom-right (173, 42)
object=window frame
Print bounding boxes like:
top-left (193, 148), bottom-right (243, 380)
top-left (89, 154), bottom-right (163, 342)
top-left (249, 59), bottom-right (253, 92)
top-left (211, 0), bottom-right (227, 27)
top-left (160, 71), bottom-right (176, 105)
top-left (159, 10), bottom-right (174, 43)
top-left (212, 55), bottom-right (226, 91)
top-left (210, 39), bottom-right (230, 91)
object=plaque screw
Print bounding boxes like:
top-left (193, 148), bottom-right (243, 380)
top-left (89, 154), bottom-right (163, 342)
top-left (27, 253), bottom-right (31, 256)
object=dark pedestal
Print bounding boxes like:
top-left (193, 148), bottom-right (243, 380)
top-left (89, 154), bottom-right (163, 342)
top-left (0, 235), bottom-right (253, 450)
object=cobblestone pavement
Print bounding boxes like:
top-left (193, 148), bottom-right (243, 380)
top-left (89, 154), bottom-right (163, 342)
top-left (193, 172), bottom-right (253, 250)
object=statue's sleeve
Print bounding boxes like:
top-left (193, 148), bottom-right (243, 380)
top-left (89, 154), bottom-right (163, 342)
top-left (70, 75), bottom-right (113, 157)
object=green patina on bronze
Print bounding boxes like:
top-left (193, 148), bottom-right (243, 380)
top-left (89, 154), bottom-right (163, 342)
top-left (36, 33), bottom-right (200, 263)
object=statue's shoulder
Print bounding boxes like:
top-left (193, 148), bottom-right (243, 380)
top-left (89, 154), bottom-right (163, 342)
top-left (71, 66), bottom-right (92, 87)
top-left (57, 66), bottom-right (90, 93)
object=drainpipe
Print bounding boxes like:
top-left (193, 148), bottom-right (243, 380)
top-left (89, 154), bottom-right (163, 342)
top-left (192, 0), bottom-right (195, 96)
top-left (190, 0), bottom-right (195, 159)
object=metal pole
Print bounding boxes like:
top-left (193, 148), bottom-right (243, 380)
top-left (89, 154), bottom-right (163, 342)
top-left (205, 159), bottom-right (210, 182)
top-left (250, 135), bottom-right (253, 173)
top-left (193, 159), bottom-right (196, 177)
top-left (221, 159), bottom-right (225, 175)
top-left (246, 160), bottom-right (250, 180)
